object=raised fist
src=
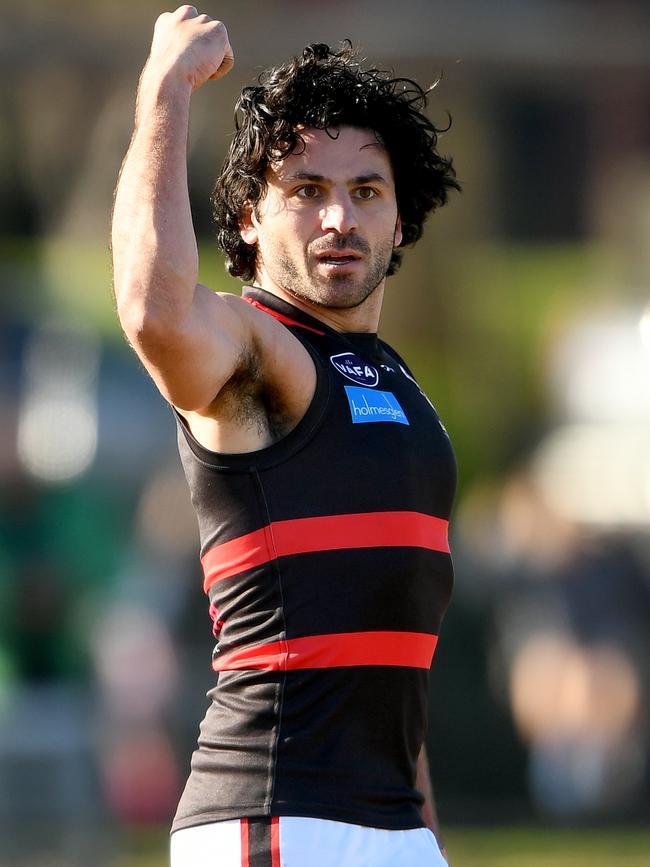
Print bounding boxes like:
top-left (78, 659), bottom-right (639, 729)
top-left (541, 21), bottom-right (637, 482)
top-left (147, 5), bottom-right (234, 91)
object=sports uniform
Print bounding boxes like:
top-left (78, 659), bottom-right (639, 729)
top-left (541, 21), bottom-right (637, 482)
top-left (170, 287), bottom-right (456, 864)
top-left (170, 815), bottom-right (447, 866)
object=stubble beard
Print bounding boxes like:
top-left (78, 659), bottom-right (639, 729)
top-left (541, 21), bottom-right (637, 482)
top-left (271, 236), bottom-right (395, 311)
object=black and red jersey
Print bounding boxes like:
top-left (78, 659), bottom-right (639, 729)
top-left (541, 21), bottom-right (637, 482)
top-left (171, 287), bottom-right (456, 834)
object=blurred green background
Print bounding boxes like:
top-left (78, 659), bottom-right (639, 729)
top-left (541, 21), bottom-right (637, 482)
top-left (1, 1), bottom-right (649, 864)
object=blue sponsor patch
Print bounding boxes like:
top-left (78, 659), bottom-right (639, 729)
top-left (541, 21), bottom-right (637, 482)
top-left (344, 386), bottom-right (409, 425)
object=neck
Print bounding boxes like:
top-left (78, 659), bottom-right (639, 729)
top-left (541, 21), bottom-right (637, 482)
top-left (254, 279), bottom-right (385, 334)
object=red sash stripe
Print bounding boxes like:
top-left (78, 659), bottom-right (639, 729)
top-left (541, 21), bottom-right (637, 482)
top-left (202, 511), bottom-right (449, 592)
top-left (203, 526), bottom-right (275, 592)
top-left (270, 817), bottom-right (281, 867)
top-left (212, 630), bottom-right (438, 672)
top-left (240, 818), bottom-right (249, 867)
top-left (244, 297), bottom-right (326, 335)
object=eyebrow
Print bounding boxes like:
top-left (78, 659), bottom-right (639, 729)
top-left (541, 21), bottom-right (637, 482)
top-left (281, 171), bottom-right (390, 186)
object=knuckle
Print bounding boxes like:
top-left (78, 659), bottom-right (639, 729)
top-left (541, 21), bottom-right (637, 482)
top-left (208, 20), bottom-right (229, 43)
top-left (173, 4), bottom-right (198, 19)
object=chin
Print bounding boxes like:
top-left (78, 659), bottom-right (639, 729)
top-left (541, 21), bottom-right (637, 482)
top-left (313, 286), bottom-right (375, 311)
top-left (278, 266), bottom-right (379, 310)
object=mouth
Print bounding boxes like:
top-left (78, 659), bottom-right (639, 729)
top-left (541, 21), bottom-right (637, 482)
top-left (316, 251), bottom-right (363, 268)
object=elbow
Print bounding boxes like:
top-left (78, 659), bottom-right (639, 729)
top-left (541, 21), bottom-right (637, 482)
top-left (115, 290), bottom-right (149, 339)
top-left (124, 313), bottom-right (180, 363)
top-left (116, 293), bottom-right (174, 355)
top-left (115, 275), bottom-right (188, 350)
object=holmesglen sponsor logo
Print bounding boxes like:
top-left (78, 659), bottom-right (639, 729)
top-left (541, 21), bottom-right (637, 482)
top-left (330, 352), bottom-right (379, 387)
top-left (344, 386), bottom-right (409, 425)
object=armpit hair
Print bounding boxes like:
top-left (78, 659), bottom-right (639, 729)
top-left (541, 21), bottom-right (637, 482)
top-left (211, 344), bottom-right (268, 436)
top-left (211, 341), bottom-right (294, 441)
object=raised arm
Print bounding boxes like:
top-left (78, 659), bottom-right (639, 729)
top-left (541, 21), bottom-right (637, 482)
top-left (111, 6), bottom-right (245, 412)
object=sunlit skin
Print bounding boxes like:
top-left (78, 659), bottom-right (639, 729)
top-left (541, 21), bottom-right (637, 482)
top-left (239, 127), bottom-right (403, 333)
top-left (112, 10), bottom-right (445, 848)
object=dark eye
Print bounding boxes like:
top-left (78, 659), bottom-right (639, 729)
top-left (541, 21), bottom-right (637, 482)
top-left (297, 185), bottom-right (321, 199)
top-left (355, 187), bottom-right (377, 200)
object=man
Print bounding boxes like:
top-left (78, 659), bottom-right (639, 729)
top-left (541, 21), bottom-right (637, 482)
top-left (112, 6), bottom-right (459, 865)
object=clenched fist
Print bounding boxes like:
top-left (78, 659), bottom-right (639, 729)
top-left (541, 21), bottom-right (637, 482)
top-left (146, 5), bottom-right (234, 91)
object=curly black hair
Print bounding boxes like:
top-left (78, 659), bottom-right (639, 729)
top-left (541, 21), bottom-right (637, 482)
top-left (213, 42), bottom-right (460, 281)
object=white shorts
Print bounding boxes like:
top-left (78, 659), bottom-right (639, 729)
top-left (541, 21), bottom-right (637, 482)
top-left (170, 816), bottom-right (447, 866)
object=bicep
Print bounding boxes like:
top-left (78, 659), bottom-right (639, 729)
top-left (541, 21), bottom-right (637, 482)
top-left (128, 284), bottom-right (252, 412)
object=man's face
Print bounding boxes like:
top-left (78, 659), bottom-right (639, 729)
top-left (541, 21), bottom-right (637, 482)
top-left (240, 126), bottom-right (402, 310)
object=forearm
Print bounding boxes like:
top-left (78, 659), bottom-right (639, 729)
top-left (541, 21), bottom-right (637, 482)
top-left (111, 68), bottom-right (198, 332)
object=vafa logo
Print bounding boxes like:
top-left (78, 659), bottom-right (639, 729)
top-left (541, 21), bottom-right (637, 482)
top-left (330, 352), bottom-right (379, 387)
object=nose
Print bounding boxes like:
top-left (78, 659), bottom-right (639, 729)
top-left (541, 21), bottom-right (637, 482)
top-left (320, 194), bottom-right (358, 235)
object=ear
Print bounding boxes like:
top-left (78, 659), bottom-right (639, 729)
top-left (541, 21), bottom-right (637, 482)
top-left (393, 215), bottom-right (403, 248)
top-left (239, 204), bottom-right (259, 246)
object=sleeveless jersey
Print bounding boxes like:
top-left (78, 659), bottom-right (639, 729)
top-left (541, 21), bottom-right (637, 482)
top-left (171, 287), bottom-right (456, 834)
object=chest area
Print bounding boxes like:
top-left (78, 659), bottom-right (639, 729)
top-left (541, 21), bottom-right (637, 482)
top-left (321, 343), bottom-right (444, 436)
top-left (297, 339), bottom-right (456, 513)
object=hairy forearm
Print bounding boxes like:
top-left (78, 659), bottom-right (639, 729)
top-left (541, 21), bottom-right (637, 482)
top-left (111, 68), bottom-right (198, 332)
